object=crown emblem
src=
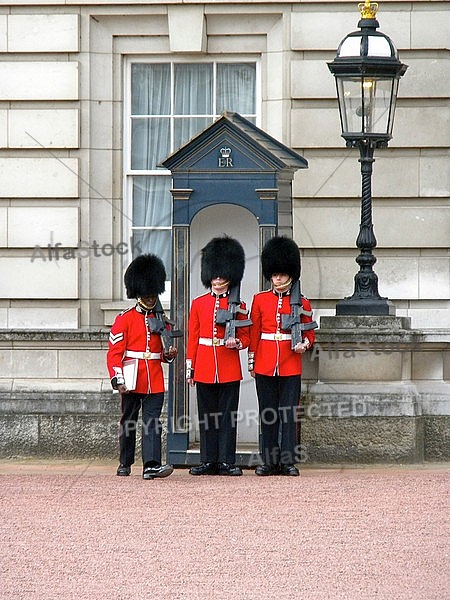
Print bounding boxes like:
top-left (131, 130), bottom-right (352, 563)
top-left (219, 147), bottom-right (232, 158)
top-left (358, 0), bottom-right (378, 20)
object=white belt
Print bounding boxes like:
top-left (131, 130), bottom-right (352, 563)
top-left (261, 333), bottom-right (292, 341)
top-left (125, 350), bottom-right (161, 360)
top-left (199, 337), bottom-right (225, 346)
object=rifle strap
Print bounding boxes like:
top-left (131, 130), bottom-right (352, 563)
top-left (301, 321), bottom-right (318, 331)
top-left (289, 281), bottom-right (318, 330)
top-left (235, 318), bottom-right (252, 328)
top-left (289, 280), bottom-right (314, 318)
top-left (227, 285), bottom-right (241, 309)
top-left (147, 299), bottom-right (182, 338)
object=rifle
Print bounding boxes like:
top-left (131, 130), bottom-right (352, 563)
top-left (147, 299), bottom-right (183, 354)
top-left (215, 284), bottom-right (252, 342)
top-left (281, 279), bottom-right (318, 350)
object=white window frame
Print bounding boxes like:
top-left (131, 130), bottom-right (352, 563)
top-left (122, 55), bottom-right (261, 300)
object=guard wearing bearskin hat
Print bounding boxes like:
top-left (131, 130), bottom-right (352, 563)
top-left (249, 236), bottom-right (317, 476)
top-left (186, 236), bottom-right (251, 476)
top-left (107, 253), bottom-right (178, 480)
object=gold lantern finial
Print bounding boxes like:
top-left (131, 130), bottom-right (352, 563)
top-left (358, 0), bottom-right (379, 20)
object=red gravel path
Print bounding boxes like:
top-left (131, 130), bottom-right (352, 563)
top-left (1, 461), bottom-right (449, 600)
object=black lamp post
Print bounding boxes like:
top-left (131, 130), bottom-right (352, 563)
top-left (328, 0), bottom-right (407, 315)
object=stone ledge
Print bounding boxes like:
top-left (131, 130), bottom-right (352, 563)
top-left (320, 316), bottom-right (412, 330)
top-left (305, 382), bottom-right (421, 417)
top-left (316, 328), bottom-right (450, 346)
top-left (0, 329), bottom-right (109, 342)
top-left (315, 331), bottom-right (417, 345)
top-left (305, 382), bottom-right (450, 418)
top-left (0, 391), bottom-right (117, 415)
top-left (0, 379), bottom-right (113, 393)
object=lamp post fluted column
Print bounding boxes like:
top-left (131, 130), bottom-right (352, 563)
top-left (336, 140), bottom-right (395, 315)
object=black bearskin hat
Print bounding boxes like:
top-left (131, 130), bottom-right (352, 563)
top-left (124, 253), bottom-right (166, 299)
top-left (261, 236), bottom-right (301, 281)
top-left (200, 236), bottom-right (245, 288)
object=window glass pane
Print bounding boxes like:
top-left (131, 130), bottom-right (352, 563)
top-left (131, 118), bottom-right (170, 170)
top-left (217, 63), bottom-right (256, 114)
top-left (338, 78), bottom-right (362, 134)
top-left (132, 229), bottom-right (171, 276)
top-left (132, 176), bottom-right (172, 227)
top-left (174, 63), bottom-right (213, 114)
top-left (131, 64), bottom-right (171, 115)
top-left (174, 117), bottom-right (213, 150)
top-left (387, 79), bottom-right (399, 136)
top-left (370, 78), bottom-right (393, 134)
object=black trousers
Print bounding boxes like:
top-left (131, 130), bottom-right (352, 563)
top-left (255, 374), bottom-right (301, 466)
top-left (119, 391), bottom-right (164, 467)
top-left (196, 381), bottom-right (240, 464)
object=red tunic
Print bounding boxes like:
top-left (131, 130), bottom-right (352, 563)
top-left (107, 305), bottom-right (170, 394)
top-left (187, 292), bottom-right (250, 384)
top-left (249, 289), bottom-right (315, 377)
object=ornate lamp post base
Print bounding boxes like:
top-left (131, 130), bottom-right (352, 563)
top-left (336, 256), bottom-right (396, 315)
top-left (336, 296), bottom-right (396, 316)
top-left (336, 242), bottom-right (396, 316)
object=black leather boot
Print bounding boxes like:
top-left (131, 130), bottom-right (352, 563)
top-left (189, 462), bottom-right (218, 475)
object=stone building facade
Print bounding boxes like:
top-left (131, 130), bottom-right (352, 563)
top-left (0, 0), bottom-right (448, 462)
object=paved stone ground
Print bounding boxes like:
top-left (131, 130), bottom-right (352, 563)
top-left (0, 460), bottom-right (449, 600)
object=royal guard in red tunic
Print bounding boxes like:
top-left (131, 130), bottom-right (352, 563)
top-left (107, 254), bottom-right (178, 480)
top-left (249, 236), bottom-right (317, 476)
top-left (186, 236), bottom-right (251, 476)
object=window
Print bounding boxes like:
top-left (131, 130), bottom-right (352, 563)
top-left (124, 59), bottom-right (258, 283)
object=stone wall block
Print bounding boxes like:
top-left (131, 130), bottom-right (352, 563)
top-left (0, 62), bottom-right (79, 101)
top-left (7, 207), bottom-right (79, 248)
top-left (0, 158), bottom-right (79, 198)
top-left (300, 416), bottom-right (424, 463)
top-left (0, 258), bottom-right (79, 299)
top-left (8, 15), bottom-right (79, 53)
top-left (8, 109), bottom-right (79, 149)
top-left (38, 414), bottom-right (118, 458)
top-left (0, 415), bottom-right (39, 457)
top-left (424, 417), bottom-right (450, 461)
